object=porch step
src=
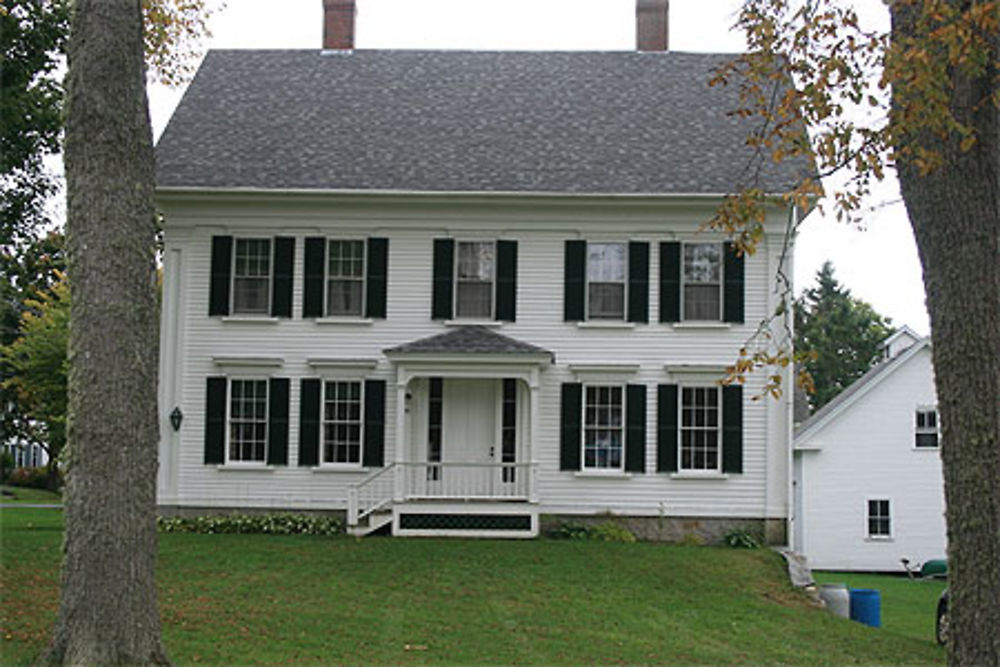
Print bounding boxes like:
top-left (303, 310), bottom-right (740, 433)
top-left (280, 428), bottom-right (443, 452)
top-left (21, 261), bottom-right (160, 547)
top-left (347, 509), bottom-right (393, 537)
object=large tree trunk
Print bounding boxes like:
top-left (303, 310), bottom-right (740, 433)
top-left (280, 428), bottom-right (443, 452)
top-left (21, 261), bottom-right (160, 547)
top-left (891, 4), bottom-right (1000, 665)
top-left (43, 0), bottom-right (168, 664)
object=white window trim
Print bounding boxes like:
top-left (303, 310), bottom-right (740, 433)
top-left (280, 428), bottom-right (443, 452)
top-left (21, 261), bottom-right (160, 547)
top-left (324, 238), bottom-right (367, 319)
top-left (914, 405), bottom-right (940, 450)
top-left (230, 236), bottom-right (273, 317)
top-left (453, 239), bottom-right (496, 320)
top-left (224, 377), bottom-right (269, 466)
top-left (865, 496), bottom-right (893, 540)
top-left (319, 379), bottom-right (365, 468)
top-left (584, 241), bottom-right (628, 322)
top-left (677, 384), bottom-right (723, 474)
top-left (581, 383), bottom-right (626, 472)
top-left (680, 241), bottom-right (724, 323)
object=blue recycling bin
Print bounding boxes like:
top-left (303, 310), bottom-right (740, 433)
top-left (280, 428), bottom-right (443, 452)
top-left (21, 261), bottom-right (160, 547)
top-left (849, 588), bottom-right (881, 627)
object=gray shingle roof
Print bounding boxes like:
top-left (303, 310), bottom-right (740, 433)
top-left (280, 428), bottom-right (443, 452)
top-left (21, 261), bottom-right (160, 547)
top-left (156, 49), bottom-right (813, 194)
top-left (385, 326), bottom-right (553, 359)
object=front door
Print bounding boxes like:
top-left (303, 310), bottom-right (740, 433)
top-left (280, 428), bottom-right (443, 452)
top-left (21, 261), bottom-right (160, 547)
top-left (442, 379), bottom-right (497, 463)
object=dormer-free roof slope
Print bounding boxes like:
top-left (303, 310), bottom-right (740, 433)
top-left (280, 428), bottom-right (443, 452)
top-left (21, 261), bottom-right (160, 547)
top-left (155, 49), bottom-right (813, 195)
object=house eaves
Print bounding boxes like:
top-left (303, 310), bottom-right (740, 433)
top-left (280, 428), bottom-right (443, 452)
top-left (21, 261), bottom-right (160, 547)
top-left (793, 339), bottom-right (930, 447)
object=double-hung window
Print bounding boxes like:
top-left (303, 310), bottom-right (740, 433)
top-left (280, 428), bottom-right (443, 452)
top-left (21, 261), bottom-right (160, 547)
top-left (679, 386), bottom-right (720, 471)
top-left (232, 239), bottom-right (272, 315)
top-left (867, 499), bottom-right (891, 538)
top-left (326, 240), bottom-right (366, 317)
top-left (228, 379), bottom-right (268, 462)
top-left (455, 241), bottom-right (495, 319)
top-left (322, 380), bottom-right (363, 464)
top-left (587, 242), bottom-right (626, 320)
top-left (915, 407), bottom-right (939, 448)
top-left (583, 385), bottom-right (624, 470)
top-left (682, 243), bottom-right (722, 321)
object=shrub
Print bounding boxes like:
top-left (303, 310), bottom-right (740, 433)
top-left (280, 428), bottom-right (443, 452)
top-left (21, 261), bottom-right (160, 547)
top-left (723, 529), bottom-right (762, 549)
top-left (157, 513), bottom-right (343, 536)
top-left (6, 466), bottom-right (59, 490)
top-left (0, 451), bottom-right (14, 483)
top-left (547, 520), bottom-right (636, 543)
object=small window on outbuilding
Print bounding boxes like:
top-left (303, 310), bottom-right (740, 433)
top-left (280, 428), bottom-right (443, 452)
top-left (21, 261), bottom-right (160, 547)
top-left (915, 407), bottom-right (939, 448)
top-left (867, 498), bottom-right (891, 538)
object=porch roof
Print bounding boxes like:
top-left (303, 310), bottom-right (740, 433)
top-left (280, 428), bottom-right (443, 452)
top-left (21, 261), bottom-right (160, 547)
top-left (384, 326), bottom-right (554, 362)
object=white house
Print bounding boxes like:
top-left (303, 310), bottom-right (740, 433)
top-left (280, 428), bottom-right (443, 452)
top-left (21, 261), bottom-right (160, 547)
top-left (154, 0), bottom-right (813, 539)
top-left (793, 328), bottom-right (947, 570)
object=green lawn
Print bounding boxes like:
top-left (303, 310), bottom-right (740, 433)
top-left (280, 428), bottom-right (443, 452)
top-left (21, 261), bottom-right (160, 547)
top-left (1, 508), bottom-right (944, 665)
top-left (813, 571), bottom-right (947, 644)
top-left (0, 486), bottom-right (61, 505)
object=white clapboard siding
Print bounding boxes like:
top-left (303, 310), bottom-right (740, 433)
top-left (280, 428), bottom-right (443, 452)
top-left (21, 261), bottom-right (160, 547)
top-left (157, 193), bottom-right (792, 520)
top-left (795, 346), bottom-right (946, 571)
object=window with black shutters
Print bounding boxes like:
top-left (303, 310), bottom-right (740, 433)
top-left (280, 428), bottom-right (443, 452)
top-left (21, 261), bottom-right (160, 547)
top-left (322, 381), bottom-right (363, 464)
top-left (228, 379), bottom-right (268, 462)
top-left (326, 240), bottom-right (366, 317)
top-left (232, 239), bottom-right (272, 315)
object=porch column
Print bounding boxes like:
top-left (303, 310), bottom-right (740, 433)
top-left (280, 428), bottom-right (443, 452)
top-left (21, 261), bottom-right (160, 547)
top-left (528, 371), bottom-right (541, 503)
top-left (394, 377), bottom-right (407, 502)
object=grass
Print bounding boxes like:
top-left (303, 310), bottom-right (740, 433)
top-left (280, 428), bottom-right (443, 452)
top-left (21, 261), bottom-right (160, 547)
top-left (1, 508), bottom-right (945, 665)
top-left (0, 486), bottom-right (61, 505)
top-left (813, 570), bottom-right (947, 644)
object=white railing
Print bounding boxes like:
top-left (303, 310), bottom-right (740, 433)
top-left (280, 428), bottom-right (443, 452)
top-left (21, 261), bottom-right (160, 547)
top-left (401, 462), bottom-right (536, 501)
top-left (347, 461), bottom-right (537, 526)
top-left (347, 463), bottom-right (396, 526)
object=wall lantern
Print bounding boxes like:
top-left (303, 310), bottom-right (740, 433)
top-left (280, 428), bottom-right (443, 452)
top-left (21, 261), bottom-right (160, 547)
top-left (169, 407), bottom-right (183, 432)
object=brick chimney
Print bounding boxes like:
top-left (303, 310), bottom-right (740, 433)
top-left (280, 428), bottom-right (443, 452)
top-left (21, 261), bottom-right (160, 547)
top-left (323, 0), bottom-right (355, 50)
top-left (636, 0), bottom-right (669, 52)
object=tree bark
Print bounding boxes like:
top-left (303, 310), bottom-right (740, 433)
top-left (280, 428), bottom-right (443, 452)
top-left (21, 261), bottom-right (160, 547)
top-left (43, 0), bottom-right (168, 664)
top-left (891, 4), bottom-right (1000, 665)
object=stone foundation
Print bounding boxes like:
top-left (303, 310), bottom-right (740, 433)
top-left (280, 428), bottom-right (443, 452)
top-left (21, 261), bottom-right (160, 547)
top-left (540, 514), bottom-right (788, 546)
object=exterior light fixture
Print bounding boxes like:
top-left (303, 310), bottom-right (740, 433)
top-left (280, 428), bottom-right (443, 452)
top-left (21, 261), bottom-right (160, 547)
top-left (169, 407), bottom-right (183, 432)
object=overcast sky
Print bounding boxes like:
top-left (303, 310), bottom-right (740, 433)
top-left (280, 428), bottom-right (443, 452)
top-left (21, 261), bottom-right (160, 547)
top-left (148, 0), bottom-right (929, 335)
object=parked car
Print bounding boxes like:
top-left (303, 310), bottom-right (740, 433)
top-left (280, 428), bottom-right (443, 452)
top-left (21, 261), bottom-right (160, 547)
top-left (936, 589), bottom-right (949, 646)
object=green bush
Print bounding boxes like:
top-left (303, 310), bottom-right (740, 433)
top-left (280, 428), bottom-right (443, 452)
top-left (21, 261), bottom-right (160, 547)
top-left (6, 466), bottom-right (58, 490)
top-left (157, 513), bottom-right (343, 536)
top-left (0, 451), bottom-right (14, 483)
top-left (723, 529), bottom-right (761, 549)
top-left (547, 520), bottom-right (636, 543)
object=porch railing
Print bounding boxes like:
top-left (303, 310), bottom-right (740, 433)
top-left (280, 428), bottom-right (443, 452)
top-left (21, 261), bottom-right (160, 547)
top-left (401, 462), bottom-right (536, 501)
top-left (347, 462), bottom-right (396, 526)
top-left (347, 461), bottom-right (537, 526)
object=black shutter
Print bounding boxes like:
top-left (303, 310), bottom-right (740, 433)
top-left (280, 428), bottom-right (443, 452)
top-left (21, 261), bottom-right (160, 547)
top-left (496, 240), bottom-right (517, 322)
top-left (366, 238), bottom-right (388, 319)
top-left (209, 236), bottom-right (232, 316)
top-left (363, 379), bottom-right (386, 467)
top-left (271, 237), bottom-right (294, 318)
top-left (204, 377), bottom-right (227, 464)
top-left (432, 239), bottom-right (454, 320)
top-left (302, 237), bottom-right (326, 318)
top-left (657, 384), bottom-right (678, 472)
top-left (266, 378), bottom-right (289, 465)
top-left (625, 384), bottom-right (646, 473)
top-left (659, 242), bottom-right (680, 323)
top-left (628, 241), bottom-right (649, 323)
top-left (428, 378), bottom-right (443, 464)
top-left (298, 378), bottom-right (321, 466)
top-left (722, 384), bottom-right (743, 473)
top-left (723, 242), bottom-right (745, 323)
top-left (560, 383), bottom-right (582, 471)
top-left (564, 240), bottom-right (586, 322)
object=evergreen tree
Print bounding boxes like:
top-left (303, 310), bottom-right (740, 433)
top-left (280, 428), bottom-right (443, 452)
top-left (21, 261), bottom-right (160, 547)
top-left (795, 262), bottom-right (894, 411)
